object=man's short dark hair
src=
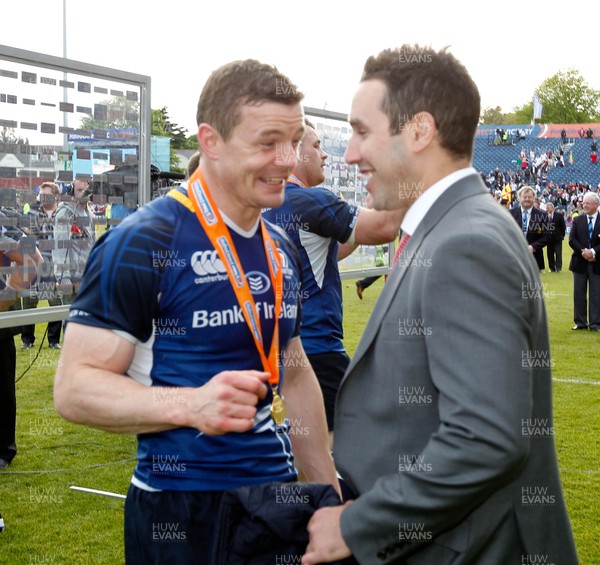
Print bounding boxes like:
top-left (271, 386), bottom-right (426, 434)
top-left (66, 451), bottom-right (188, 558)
top-left (361, 45), bottom-right (480, 159)
top-left (196, 60), bottom-right (304, 141)
top-left (39, 181), bottom-right (60, 198)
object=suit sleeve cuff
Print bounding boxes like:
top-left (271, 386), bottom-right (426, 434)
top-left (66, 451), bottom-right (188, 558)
top-left (340, 495), bottom-right (404, 563)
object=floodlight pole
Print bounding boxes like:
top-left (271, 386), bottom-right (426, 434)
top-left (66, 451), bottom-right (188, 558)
top-left (63, 0), bottom-right (67, 58)
top-left (62, 0), bottom-right (68, 151)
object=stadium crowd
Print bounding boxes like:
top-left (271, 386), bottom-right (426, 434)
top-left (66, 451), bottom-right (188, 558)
top-left (484, 166), bottom-right (598, 228)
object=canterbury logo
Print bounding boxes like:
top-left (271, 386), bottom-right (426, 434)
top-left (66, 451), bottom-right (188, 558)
top-left (191, 250), bottom-right (226, 276)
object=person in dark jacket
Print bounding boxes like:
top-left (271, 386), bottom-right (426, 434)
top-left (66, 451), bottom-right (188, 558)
top-left (545, 203), bottom-right (566, 272)
top-left (509, 185), bottom-right (550, 270)
top-left (569, 192), bottom-right (600, 330)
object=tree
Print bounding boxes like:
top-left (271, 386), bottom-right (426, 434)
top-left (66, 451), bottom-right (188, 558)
top-left (510, 102), bottom-right (534, 125)
top-left (153, 111), bottom-right (196, 150)
top-left (79, 103), bottom-right (192, 171)
top-left (152, 107), bottom-right (193, 149)
top-left (185, 133), bottom-right (198, 149)
top-left (151, 107), bottom-right (193, 171)
top-left (483, 69), bottom-right (600, 126)
top-left (79, 96), bottom-right (140, 130)
top-left (0, 127), bottom-right (29, 146)
top-left (480, 106), bottom-right (511, 125)
top-left (479, 105), bottom-right (526, 125)
top-left (536, 69), bottom-right (600, 123)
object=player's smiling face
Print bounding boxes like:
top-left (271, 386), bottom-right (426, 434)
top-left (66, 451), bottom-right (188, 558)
top-left (217, 101), bottom-right (305, 211)
top-left (345, 79), bottom-right (412, 211)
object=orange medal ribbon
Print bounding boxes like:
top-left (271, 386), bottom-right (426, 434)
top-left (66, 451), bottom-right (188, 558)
top-left (186, 168), bottom-right (285, 425)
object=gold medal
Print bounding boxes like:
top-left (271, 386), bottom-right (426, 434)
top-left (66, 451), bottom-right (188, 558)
top-left (271, 388), bottom-right (286, 426)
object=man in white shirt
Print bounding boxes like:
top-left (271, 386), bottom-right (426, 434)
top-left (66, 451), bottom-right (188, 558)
top-left (302, 44), bottom-right (578, 565)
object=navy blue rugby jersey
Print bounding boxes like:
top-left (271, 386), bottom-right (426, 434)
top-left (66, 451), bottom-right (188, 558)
top-left (263, 181), bottom-right (359, 355)
top-left (68, 188), bottom-right (303, 491)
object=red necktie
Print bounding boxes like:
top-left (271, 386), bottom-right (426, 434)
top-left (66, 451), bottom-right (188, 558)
top-left (392, 233), bottom-right (411, 268)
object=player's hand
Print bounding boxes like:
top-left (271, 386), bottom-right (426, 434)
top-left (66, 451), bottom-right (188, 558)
top-left (302, 503), bottom-right (353, 564)
top-left (190, 370), bottom-right (270, 435)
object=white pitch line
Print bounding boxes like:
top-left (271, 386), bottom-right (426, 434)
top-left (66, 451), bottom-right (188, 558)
top-left (553, 378), bottom-right (600, 386)
top-left (559, 468), bottom-right (600, 475)
top-left (70, 486), bottom-right (126, 499)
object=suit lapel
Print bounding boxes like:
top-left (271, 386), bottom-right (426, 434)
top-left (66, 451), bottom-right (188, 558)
top-left (515, 208), bottom-right (523, 225)
top-left (576, 214), bottom-right (586, 243)
top-left (342, 174), bottom-right (488, 379)
top-left (593, 215), bottom-right (600, 236)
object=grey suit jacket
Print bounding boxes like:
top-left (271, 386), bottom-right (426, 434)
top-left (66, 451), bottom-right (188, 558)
top-left (334, 175), bottom-right (579, 565)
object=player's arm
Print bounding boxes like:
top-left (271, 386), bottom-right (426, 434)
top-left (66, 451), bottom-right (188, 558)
top-left (337, 241), bottom-right (359, 261)
top-left (337, 207), bottom-right (404, 261)
top-left (54, 322), bottom-right (270, 435)
top-left (352, 207), bottom-right (404, 245)
top-left (281, 337), bottom-right (341, 496)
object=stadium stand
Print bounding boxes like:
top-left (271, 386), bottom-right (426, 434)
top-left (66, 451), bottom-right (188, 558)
top-left (474, 123), bottom-right (600, 189)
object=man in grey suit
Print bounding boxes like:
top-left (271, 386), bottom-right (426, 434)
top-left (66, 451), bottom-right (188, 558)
top-left (302, 45), bottom-right (578, 565)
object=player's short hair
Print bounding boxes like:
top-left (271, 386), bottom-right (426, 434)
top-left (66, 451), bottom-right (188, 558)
top-left (196, 59), bottom-right (303, 141)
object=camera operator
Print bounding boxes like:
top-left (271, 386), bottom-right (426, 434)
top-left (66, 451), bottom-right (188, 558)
top-left (20, 182), bottom-right (63, 349)
top-left (53, 178), bottom-right (96, 303)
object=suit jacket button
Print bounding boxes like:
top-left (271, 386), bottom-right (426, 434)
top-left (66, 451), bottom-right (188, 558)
top-left (377, 549), bottom-right (388, 560)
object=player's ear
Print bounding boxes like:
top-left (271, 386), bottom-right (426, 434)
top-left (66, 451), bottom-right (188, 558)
top-left (197, 124), bottom-right (221, 160)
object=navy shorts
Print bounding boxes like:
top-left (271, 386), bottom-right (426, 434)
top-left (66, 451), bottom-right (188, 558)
top-left (124, 484), bottom-right (223, 564)
top-left (307, 350), bottom-right (350, 431)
